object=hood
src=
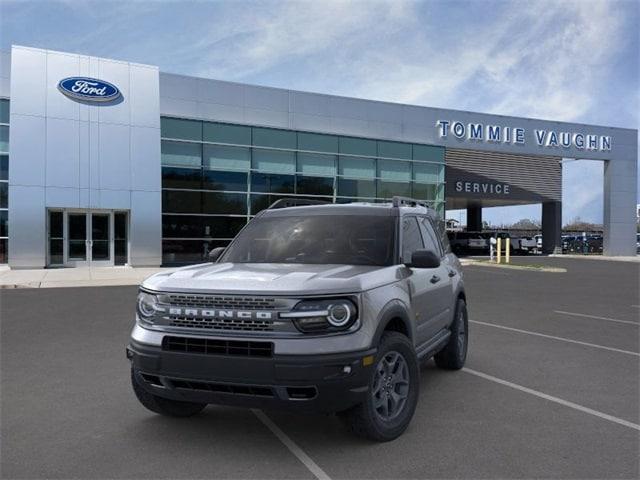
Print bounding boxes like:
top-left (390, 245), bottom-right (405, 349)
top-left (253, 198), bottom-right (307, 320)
top-left (142, 262), bottom-right (400, 295)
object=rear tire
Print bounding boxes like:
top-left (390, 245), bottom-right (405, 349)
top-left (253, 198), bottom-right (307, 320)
top-left (434, 298), bottom-right (468, 370)
top-left (341, 332), bottom-right (419, 442)
top-left (131, 368), bottom-right (207, 417)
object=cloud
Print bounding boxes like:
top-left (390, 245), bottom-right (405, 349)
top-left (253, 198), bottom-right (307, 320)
top-left (1, 0), bottom-right (636, 224)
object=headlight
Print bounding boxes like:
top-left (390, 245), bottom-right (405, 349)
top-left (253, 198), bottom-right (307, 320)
top-left (281, 298), bottom-right (358, 333)
top-left (137, 290), bottom-right (159, 323)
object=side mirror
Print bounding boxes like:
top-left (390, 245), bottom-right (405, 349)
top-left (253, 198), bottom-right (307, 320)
top-left (406, 249), bottom-right (440, 269)
top-left (208, 247), bottom-right (226, 262)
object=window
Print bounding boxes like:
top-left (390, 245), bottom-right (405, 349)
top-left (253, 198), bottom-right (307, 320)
top-left (0, 155), bottom-right (8, 181)
top-left (220, 215), bottom-right (396, 266)
top-left (433, 219), bottom-right (451, 253)
top-left (252, 149), bottom-right (295, 174)
top-left (203, 122), bottom-right (250, 145)
top-left (162, 190), bottom-right (202, 213)
top-left (202, 170), bottom-right (247, 191)
top-left (203, 145), bottom-right (250, 171)
top-left (114, 212), bottom-right (128, 266)
top-left (339, 137), bottom-right (376, 157)
top-left (338, 156), bottom-right (375, 179)
top-left (162, 167), bottom-right (201, 189)
top-left (337, 178), bottom-right (376, 198)
top-left (378, 141), bottom-right (411, 160)
top-left (296, 176), bottom-right (333, 195)
top-left (161, 141), bottom-right (201, 167)
top-left (378, 160), bottom-right (411, 181)
top-left (298, 132), bottom-right (338, 153)
top-left (413, 163), bottom-right (442, 184)
top-left (250, 194), bottom-right (332, 216)
top-left (162, 239), bottom-right (231, 265)
top-left (0, 183), bottom-right (7, 208)
top-left (158, 116), bottom-right (446, 267)
top-left (0, 126), bottom-right (8, 153)
top-left (252, 127), bottom-right (296, 149)
top-left (161, 117), bottom-right (202, 141)
top-left (297, 153), bottom-right (336, 176)
top-left (162, 215), bottom-right (246, 239)
top-left (402, 217), bottom-right (424, 263)
top-left (412, 182), bottom-right (437, 200)
top-left (413, 144), bottom-right (445, 163)
top-left (251, 173), bottom-right (294, 194)
top-left (0, 210), bottom-right (7, 237)
top-left (0, 99), bottom-right (8, 124)
top-left (202, 192), bottom-right (247, 215)
top-left (377, 181), bottom-right (411, 198)
top-left (419, 217), bottom-right (442, 256)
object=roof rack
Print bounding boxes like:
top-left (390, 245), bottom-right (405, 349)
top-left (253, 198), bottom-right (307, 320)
top-left (391, 196), bottom-right (430, 209)
top-left (268, 198), bottom-right (331, 209)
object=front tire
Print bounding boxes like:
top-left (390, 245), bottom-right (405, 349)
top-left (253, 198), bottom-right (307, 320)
top-left (341, 332), bottom-right (419, 442)
top-left (434, 298), bottom-right (468, 370)
top-left (131, 368), bottom-right (207, 417)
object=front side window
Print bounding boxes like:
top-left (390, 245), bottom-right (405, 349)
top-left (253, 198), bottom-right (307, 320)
top-left (419, 217), bottom-right (442, 257)
top-left (401, 217), bottom-right (424, 263)
top-left (221, 215), bottom-right (396, 266)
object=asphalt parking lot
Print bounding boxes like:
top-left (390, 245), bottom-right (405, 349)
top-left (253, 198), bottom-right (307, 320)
top-left (1, 257), bottom-right (639, 479)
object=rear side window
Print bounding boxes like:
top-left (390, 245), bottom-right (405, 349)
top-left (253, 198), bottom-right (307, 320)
top-left (419, 217), bottom-right (442, 257)
top-left (402, 217), bottom-right (424, 263)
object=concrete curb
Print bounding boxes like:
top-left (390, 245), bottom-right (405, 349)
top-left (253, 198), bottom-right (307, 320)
top-left (463, 260), bottom-right (567, 273)
top-left (549, 254), bottom-right (639, 263)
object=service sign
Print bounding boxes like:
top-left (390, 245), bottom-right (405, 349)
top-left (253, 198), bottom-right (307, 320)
top-left (58, 77), bottom-right (121, 102)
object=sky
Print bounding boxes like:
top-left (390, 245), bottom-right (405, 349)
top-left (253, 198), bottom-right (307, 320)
top-left (1, 0), bottom-right (638, 226)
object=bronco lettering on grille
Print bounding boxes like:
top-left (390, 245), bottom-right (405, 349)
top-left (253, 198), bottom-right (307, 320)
top-left (168, 308), bottom-right (273, 320)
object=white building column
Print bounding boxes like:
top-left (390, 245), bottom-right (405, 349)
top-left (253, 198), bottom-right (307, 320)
top-left (603, 147), bottom-right (638, 256)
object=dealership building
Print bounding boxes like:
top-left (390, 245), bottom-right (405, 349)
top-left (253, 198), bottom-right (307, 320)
top-left (0, 45), bottom-right (637, 268)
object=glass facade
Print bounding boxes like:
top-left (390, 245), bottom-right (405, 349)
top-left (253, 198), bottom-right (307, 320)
top-left (160, 117), bottom-right (445, 265)
top-left (0, 99), bottom-right (8, 263)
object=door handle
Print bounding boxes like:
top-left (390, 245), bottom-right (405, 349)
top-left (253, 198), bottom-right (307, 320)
top-left (430, 275), bottom-right (441, 284)
top-left (448, 269), bottom-right (457, 277)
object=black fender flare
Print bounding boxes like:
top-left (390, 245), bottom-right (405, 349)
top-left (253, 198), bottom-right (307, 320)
top-left (370, 299), bottom-right (413, 348)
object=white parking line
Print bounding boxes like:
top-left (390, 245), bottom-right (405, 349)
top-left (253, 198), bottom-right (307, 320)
top-left (252, 409), bottom-right (331, 480)
top-left (463, 368), bottom-right (640, 431)
top-left (554, 310), bottom-right (639, 326)
top-left (470, 319), bottom-right (640, 357)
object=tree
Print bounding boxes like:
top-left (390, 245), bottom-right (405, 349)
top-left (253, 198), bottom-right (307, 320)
top-left (563, 216), bottom-right (602, 232)
top-left (509, 218), bottom-right (540, 230)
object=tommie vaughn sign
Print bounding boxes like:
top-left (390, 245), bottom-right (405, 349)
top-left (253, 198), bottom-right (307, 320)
top-left (436, 120), bottom-right (612, 152)
top-left (58, 77), bottom-right (121, 102)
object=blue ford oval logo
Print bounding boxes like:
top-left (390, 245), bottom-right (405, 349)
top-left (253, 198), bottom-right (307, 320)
top-left (58, 77), bottom-right (121, 102)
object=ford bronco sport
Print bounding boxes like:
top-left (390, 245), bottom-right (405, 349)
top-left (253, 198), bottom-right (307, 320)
top-left (127, 197), bottom-right (468, 441)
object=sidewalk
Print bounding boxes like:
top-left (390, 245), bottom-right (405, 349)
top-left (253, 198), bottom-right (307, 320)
top-left (0, 266), bottom-right (170, 289)
top-left (549, 254), bottom-right (639, 263)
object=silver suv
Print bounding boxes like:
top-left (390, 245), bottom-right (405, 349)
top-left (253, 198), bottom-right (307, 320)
top-left (127, 197), bottom-right (468, 441)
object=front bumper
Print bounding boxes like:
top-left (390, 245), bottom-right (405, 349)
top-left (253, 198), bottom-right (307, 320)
top-left (127, 339), bottom-right (376, 414)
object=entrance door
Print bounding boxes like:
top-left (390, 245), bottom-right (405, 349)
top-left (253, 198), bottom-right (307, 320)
top-left (66, 213), bottom-right (89, 266)
top-left (48, 210), bottom-right (129, 267)
top-left (90, 213), bottom-right (112, 266)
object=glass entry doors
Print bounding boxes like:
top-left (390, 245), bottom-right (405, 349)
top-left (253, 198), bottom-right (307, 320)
top-left (47, 210), bottom-right (129, 267)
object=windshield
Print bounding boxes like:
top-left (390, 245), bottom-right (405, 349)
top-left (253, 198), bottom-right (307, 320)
top-left (220, 214), bottom-right (396, 266)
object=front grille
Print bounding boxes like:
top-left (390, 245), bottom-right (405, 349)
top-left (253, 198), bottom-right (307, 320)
top-left (162, 336), bottom-right (273, 357)
top-left (167, 378), bottom-right (274, 397)
top-left (168, 316), bottom-right (274, 332)
top-left (166, 294), bottom-right (277, 310)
